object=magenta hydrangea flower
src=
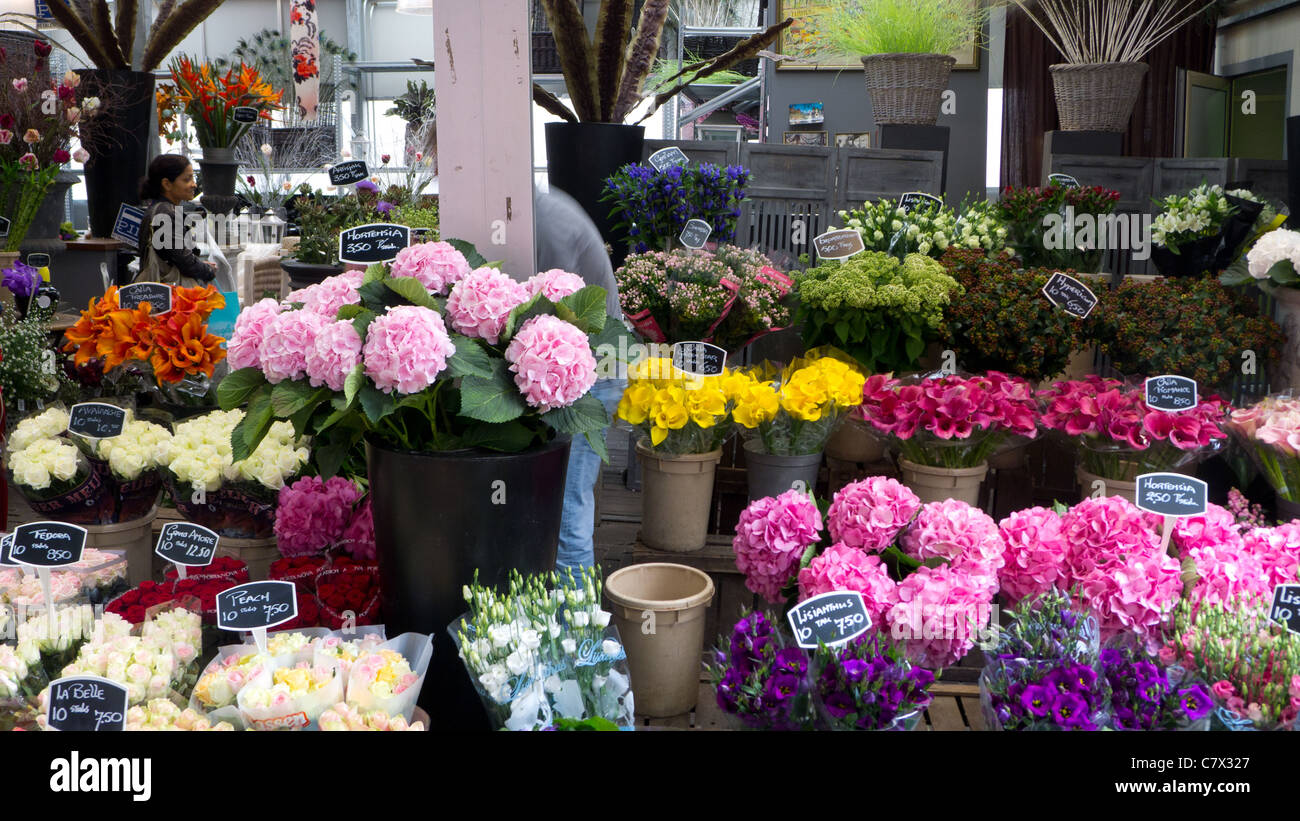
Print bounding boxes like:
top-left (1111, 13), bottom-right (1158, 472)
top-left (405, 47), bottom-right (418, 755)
top-left (997, 506), bottom-right (1068, 607)
top-left (1243, 522), bottom-right (1300, 588)
top-left (1075, 550), bottom-right (1181, 642)
top-left (901, 498), bottom-right (1005, 581)
top-left (885, 564), bottom-right (995, 669)
top-left (826, 476), bottom-right (920, 552)
top-left (797, 543), bottom-right (897, 624)
top-left (259, 309), bottom-right (326, 383)
top-left (299, 271), bottom-right (364, 318)
top-left (340, 496), bottom-right (375, 561)
top-left (390, 241), bottom-right (471, 295)
top-left (444, 266), bottom-right (530, 345)
top-left (527, 268), bottom-right (586, 302)
top-left (362, 305), bottom-right (455, 394)
top-left (1171, 503), bottom-right (1243, 558)
top-left (732, 489), bottom-right (823, 604)
top-left (274, 476), bottom-right (362, 556)
top-left (1058, 495), bottom-right (1162, 583)
top-left (305, 320), bottom-right (364, 392)
top-left (226, 297), bottom-right (283, 371)
top-left (503, 314), bottom-right (597, 411)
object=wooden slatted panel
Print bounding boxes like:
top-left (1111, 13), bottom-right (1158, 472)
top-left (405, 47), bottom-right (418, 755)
top-left (834, 147), bottom-right (945, 215)
top-left (640, 139), bottom-right (741, 169)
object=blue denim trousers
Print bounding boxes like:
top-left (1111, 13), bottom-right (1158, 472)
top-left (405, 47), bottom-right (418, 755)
top-left (556, 378), bottom-right (626, 571)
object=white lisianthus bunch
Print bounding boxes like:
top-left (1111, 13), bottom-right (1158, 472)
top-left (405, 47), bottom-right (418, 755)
top-left (1246, 228), bottom-right (1300, 283)
top-left (840, 197), bottom-right (959, 259)
top-left (6, 407), bottom-right (70, 454)
top-left (954, 198), bottom-right (1011, 254)
top-left (95, 419), bottom-right (172, 481)
top-left (8, 437), bottom-right (83, 493)
top-left (1151, 184), bottom-right (1263, 251)
top-left (159, 410), bottom-right (309, 492)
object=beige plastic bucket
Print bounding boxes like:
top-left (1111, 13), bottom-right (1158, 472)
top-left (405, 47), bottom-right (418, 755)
top-left (85, 508), bottom-right (158, 586)
top-left (636, 442), bottom-right (721, 553)
top-left (899, 459), bottom-right (987, 506)
top-left (1076, 466), bottom-right (1137, 504)
top-left (218, 537), bottom-right (279, 581)
top-left (824, 417), bottom-right (885, 463)
top-left (605, 563), bottom-right (715, 717)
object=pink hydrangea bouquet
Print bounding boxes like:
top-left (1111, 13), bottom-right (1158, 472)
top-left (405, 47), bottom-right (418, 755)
top-left (860, 372), bottom-right (1038, 468)
top-left (1227, 395), bottom-right (1300, 504)
top-left (274, 475), bottom-right (372, 559)
top-left (1038, 376), bottom-right (1227, 481)
top-left (220, 240), bottom-right (631, 473)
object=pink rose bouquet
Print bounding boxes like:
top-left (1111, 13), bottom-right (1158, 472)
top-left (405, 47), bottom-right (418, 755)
top-left (860, 372), bottom-right (1038, 468)
top-left (1228, 395), bottom-right (1300, 503)
top-left (732, 489), bottom-right (824, 603)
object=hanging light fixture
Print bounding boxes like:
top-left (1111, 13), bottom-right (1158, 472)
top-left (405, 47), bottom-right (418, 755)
top-left (395, 0), bottom-right (433, 15)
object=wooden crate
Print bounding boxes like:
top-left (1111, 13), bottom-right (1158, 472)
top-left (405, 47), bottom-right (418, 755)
top-left (631, 536), bottom-right (756, 649)
top-left (919, 682), bottom-right (986, 731)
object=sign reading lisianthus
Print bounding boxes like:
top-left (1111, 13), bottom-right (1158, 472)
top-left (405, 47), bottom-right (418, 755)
top-left (219, 240), bottom-right (629, 473)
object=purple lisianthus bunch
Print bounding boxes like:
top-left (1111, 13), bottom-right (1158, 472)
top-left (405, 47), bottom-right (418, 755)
top-left (2, 259), bottom-right (41, 298)
top-left (1100, 645), bottom-right (1214, 730)
top-left (710, 610), bottom-right (813, 730)
top-left (815, 634), bottom-right (934, 730)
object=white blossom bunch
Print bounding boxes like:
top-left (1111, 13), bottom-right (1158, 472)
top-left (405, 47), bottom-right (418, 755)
top-left (840, 196), bottom-right (959, 259)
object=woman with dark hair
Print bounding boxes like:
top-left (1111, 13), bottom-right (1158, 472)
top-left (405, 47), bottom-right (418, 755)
top-left (135, 154), bottom-right (217, 286)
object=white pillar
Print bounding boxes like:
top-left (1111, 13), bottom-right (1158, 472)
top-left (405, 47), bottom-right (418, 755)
top-left (433, 0), bottom-right (535, 278)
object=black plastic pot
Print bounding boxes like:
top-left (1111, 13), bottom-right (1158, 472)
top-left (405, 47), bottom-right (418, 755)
top-left (280, 258), bottom-right (346, 291)
top-left (544, 122), bottom-right (645, 269)
top-left (76, 70), bottom-right (156, 240)
top-left (366, 435), bottom-right (571, 731)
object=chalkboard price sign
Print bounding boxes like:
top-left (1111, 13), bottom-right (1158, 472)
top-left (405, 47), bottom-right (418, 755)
top-left (216, 581), bottom-right (298, 632)
top-left (1048, 173), bottom-right (1080, 188)
top-left (0, 215), bottom-right (9, 238)
top-left (1135, 473), bottom-right (1208, 518)
top-left (787, 591), bottom-right (872, 649)
top-left (10, 522), bottom-right (87, 568)
top-left (338, 223), bottom-right (410, 264)
top-left (155, 522), bottom-right (220, 568)
top-left (648, 146), bottom-right (689, 171)
top-left (26, 253), bottom-right (50, 268)
top-left (232, 106), bottom-right (259, 124)
top-left (812, 229), bottom-right (865, 260)
top-left (1041, 272), bottom-right (1098, 319)
top-left (1144, 375), bottom-right (1198, 413)
top-left (672, 341), bottom-right (727, 376)
top-left (0, 534), bottom-right (16, 567)
top-left (898, 192), bottom-right (943, 214)
top-left (46, 676), bottom-right (128, 732)
top-left (328, 160), bottom-right (370, 187)
top-left (68, 402), bottom-right (128, 439)
top-left (117, 282), bottom-right (173, 315)
top-left (1269, 584), bottom-right (1300, 635)
top-left (678, 219), bottom-right (712, 250)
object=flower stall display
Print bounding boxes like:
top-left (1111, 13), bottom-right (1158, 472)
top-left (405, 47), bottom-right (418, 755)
top-left (794, 251), bottom-right (961, 375)
top-left (997, 184), bottom-right (1120, 272)
top-left (838, 196), bottom-right (960, 260)
top-left (859, 372), bottom-right (1038, 504)
top-left (812, 633), bottom-right (935, 731)
top-left (1150, 184), bottom-right (1279, 278)
top-left (157, 409), bottom-right (309, 538)
top-left (0, 548), bottom-right (127, 609)
top-left (1100, 644), bottom-right (1213, 731)
top-left (1038, 376), bottom-right (1228, 499)
top-left (708, 610), bottom-right (815, 730)
top-left (952, 197), bottom-right (1011, 257)
top-left (1229, 396), bottom-right (1300, 520)
top-left (615, 244), bottom-right (792, 353)
top-left (0, 640), bottom-right (48, 705)
top-left (939, 249), bottom-right (1087, 381)
top-left (163, 55), bottom-right (283, 149)
top-left (726, 354), bottom-right (866, 500)
top-left (453, 567), bottom-right (634, 731)
top-left (603, 162), bottom-right (749, 253)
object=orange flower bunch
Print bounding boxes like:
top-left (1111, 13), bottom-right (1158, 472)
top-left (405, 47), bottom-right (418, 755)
top-left (63, 285), bottom-right (228, 384)
top-left (168, 55), bottom-right (283, 148)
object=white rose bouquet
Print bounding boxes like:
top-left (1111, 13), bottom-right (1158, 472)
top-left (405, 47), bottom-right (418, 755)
top-left (839, 196), bottom-right (959, 260)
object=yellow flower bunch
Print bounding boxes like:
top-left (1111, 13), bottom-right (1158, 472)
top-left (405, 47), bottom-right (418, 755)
top-left (732, 353), bottom-right (867, 456)
top-left (618, 364), bottom-right (732, 453)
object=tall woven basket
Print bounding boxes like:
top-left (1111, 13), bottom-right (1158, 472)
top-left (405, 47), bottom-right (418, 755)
top-left (1050, 62), bottom-right (1148, 132)
top-left (861, 53), bottom-right (956, 126)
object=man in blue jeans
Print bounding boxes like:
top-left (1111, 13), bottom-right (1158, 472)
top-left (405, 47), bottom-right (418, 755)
top-left (535, 187), bottom-right (626, 572)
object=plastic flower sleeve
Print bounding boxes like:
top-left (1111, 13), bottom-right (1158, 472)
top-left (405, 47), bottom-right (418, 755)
top-left (190, 644), bottom-right (273, 727)
top-left (450, 614), bottom-right (553, 731)
top-left (539, 624), bottom-right (636, 729)
top-left (238, 660), bottom-right (344, 730)
top-left (344, 632), bottom-right (432, 722)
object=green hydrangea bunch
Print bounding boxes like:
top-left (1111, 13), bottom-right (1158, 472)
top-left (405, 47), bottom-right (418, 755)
top-left (839, 197), bottom-right (959, 259)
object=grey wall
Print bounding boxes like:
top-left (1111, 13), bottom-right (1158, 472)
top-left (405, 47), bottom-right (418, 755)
top-left (763, 28), bottom-right (990, 209)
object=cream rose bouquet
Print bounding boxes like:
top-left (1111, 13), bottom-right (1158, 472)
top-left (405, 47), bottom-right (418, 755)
top-left (344, 633), bottom-right (432, 721)
top-left (192, 647), bottom-right (272, 713)
top-left (6, 433), bottom-right (86, 500)
top-left (237, 660), bottom-right (344, 730)
top-left (0, 639), bottom-right (47, 702)
top-left (127, 699), bottom-right (236, 731)
top-left (840, 196), bottom-right (959, 260)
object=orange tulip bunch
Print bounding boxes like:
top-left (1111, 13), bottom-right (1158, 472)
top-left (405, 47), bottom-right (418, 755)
top-left (63, 285), bottom-right (228, 384)
top-left (166, 55), bottom-right (283, 148)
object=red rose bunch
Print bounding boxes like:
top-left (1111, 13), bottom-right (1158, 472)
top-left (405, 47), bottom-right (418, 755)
top-left (269, 555), bottom-right (328, 594)
top-left (163, 556), bottom-right (250, 585)
top-left (316, 564), bottom-right (381, 629)
top-left (276, 591), bottom-right (321, 632)
top-left (107, 580), bottom-right (178, 624)
top-left (107, 573), bottom-right (244, 625)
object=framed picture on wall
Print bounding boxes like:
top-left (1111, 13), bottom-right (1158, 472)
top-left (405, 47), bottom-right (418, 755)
top-left (789, 102), bottom-right (825, 125)
top-left (783, 131), bottom-right (828, 146)
top-left (776, 0), bottom-right (982, 71)
top-left (835, 132), bottom-right (872, 149)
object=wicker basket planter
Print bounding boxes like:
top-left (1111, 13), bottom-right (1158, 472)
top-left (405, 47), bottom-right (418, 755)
top-left (861, 53), bottom-right (956, 126)
top-left (1049, 61), bottom-right (1148, 132)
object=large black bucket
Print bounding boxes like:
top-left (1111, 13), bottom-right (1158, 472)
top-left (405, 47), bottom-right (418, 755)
top-left (76, 70), bottom-right (157, 240)
top-left (544, 121), bottom-right (645, 269)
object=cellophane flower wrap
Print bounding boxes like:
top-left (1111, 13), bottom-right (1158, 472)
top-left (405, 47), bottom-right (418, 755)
top-left (344, 632), bottom-right (432, 722)
top-left (1100, 641), bottom-right (1214, 731)
top-left (839, 196), bottom-right (961, 260)
top-left (1228, 395), bottom-right (1300, 503)
top-left (603, 162), bottom-right (749, 254)
top-left (617, 356), bottom-right (732, 454)
top-left (1038, 376), bottom-right (1227, 481)
top-left (219, 240), bottom-right (623, 477)
top-left (237, 659), bottom-right (344, 730)
top-left (708, 610), bottom-right (815, 730)
top-left (979, 590), bottom-right (1110, 731)
top-left (454, 566), bottom-right (635, 731)
top-left (812, 633), bottom-right (934, 731)
top-left (727, 351), bottom-right (866, 456)
top-left (860, 371), bottom-right (1038, 468)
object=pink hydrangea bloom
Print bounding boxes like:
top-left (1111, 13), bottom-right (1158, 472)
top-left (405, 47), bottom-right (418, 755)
top-left (445, 267), bottom-right (530, 344)
top-left (997, 506), bottom-right (1068, 606)
top-left (298, 271), bottom-right (364, 318)
top-left (1059, 495), bottom-right (1161, 583)
top-left (826, 476), bottom-right (920, 552)
top-left (1171, 503), bottom-right (1244, 558)
top-left (900, 498), bottom-right (1005, 580)
top-left (1184, 540), bottom-right (1270, 609)
top-left (340, 496), bottom-right (375, 561)
top-left (390, 241), bottom-right (471, 295)
top-left (227, 298), bottom-right (283, 371)
top-left (503, 314), bottom-right (597, 411)
top-left (528, 269), bottom-right (586, 302)
top-left (732, 489), bottom-right (823, 604)
top-left (362, 305), bottom-right (455, 394)
top-left (797, 543), bottom-right (897, 624)
top-left (275, 476), bottom-right (362, 556)
top-left (1242, 523), bottom-right (1300, 588)
top-left (1075, 550), bottom-right (1181, 641)
top-left (259, 309), bottom-right (326, 383)
top-left (885, 564), bottom-right (994, 669)
top-left (306, 320), bottom-right (363, 391)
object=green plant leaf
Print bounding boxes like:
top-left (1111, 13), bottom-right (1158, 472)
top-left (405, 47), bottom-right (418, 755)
top-left (448, 335), bottom-right (495, 379)
top-left (444, 237), bottom-right (488, 269)
top-left (363, 263), bottom-right (386, 284)
top-left (458, 362), bottom-right (528, 423)
top-left (1268, 259), bottom-right (1300, 285)
top-left (583, 429), bottom-right (610, 463)
top-left (358, 280), bottom-right (407, 313)
top-left (271, 379), bottom-right (326, 417)
top-left (458, 419), bottom-right (541, 452)
top-left (359, 383), bottom-right (397, 424)
top-left (233, 392), bottom-right (275, 463)
top-left (216, 367), bottom-right (267, 410)
top-left (541, 393), bottom-right (609, 436)
top-left (336, 303), bottom-right (366, 320)
top-left (352, 310), bottom-right (376, 340)
top-left (314, 430), bottom-right (360, 479)
top-left (503, 293), bottom-right (556, 341)
top-left (384, 275), bottom-right (442, 309)
top-left (556, 286), bottom-right (607, 333)
top-left (344, 364), bottom-right (365, 406)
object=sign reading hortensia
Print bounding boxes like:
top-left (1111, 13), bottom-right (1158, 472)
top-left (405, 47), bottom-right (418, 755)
top-left (1134, 473), bottom-right (1207, 518)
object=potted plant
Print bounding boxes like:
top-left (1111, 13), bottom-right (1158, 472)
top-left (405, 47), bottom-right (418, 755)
top-left (534, 0), bottom-right (792, 257)
top-left (1009, 0), bottom-right (1217, 132)
top-left (809, 0), bottom-right (989, 125)
top-left (281, 186), bottom-right (386, 287)
top-left (997, 184), bottom-right (1120, 272)
top-left (7, 0), bottom-right (229, 238)
top-left (386, 79), bottom-right (436, 169)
